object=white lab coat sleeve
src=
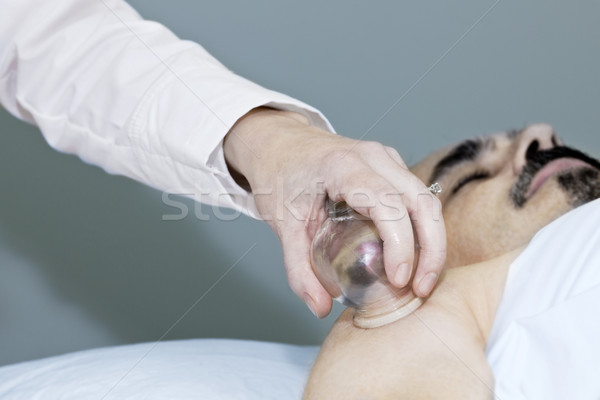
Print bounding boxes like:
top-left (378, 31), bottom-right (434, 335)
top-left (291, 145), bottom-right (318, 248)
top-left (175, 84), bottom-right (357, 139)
top-left (0, 0), bottom-right (334, 219)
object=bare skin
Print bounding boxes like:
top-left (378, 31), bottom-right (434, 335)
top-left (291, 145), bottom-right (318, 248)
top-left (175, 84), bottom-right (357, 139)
top-left (304, 123), bottom-right (600, 398)
top-left (304, 249), bottom-right (521, 400)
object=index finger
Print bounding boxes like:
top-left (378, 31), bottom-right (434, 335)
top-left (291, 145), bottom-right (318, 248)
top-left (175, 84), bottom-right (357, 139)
top-left (407, 188), bottom-right (446, 297)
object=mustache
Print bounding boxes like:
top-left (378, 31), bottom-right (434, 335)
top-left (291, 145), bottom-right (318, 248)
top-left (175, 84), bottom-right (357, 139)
top-left (510, 146), bottom-right (600, 207)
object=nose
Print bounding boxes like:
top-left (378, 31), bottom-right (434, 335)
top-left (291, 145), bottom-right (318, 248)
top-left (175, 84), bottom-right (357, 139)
top-left (512, 123), bottom-right (561, 175)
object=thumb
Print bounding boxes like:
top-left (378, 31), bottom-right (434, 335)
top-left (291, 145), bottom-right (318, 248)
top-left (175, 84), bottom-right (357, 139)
top-left (280, 230), bottom-right (333, 318)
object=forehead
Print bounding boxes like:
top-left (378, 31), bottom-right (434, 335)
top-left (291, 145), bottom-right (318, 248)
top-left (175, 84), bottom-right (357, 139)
top-left (411, 130), bottom-right (517, 184)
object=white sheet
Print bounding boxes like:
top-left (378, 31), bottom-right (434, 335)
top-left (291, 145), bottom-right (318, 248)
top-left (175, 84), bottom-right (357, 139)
top-left (0, 339), bottom-right (319, 399)
top-left (486, 198), bottom-right (600, 399)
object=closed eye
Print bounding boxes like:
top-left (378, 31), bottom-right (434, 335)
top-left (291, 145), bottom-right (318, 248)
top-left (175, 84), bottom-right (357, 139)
top-left (452, 171), bottom-right (490, 194)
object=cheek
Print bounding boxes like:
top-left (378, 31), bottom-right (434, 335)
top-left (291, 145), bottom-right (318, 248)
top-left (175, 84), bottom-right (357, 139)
top-left (442, 187), bottom-right (509, 265)
top-left (442, 181), bottom-right (571, 266)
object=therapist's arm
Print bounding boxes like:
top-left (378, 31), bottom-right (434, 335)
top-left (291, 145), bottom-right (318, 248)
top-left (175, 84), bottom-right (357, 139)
top-left (0, 0), bottom-right (331, 215)
top-left (0, 0), bottom-right (446, 317)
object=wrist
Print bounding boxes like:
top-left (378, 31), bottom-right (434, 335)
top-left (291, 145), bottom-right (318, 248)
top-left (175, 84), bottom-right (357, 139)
top-left (223, 107), bottom-right (312, 190)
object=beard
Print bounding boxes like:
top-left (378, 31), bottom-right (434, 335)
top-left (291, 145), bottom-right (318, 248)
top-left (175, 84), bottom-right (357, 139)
top-left (511, 146), bottom-right (600, 208)
top-left (557, 167), bottom-right (600, 207)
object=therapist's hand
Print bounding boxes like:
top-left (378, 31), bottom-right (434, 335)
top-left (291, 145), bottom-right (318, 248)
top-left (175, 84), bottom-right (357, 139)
top-left (223, 108), bottom-right (446, 318)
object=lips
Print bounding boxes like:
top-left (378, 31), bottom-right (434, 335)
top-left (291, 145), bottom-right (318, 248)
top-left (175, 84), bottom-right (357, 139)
top-left (526, 157), bottom-right (594, 199)
top-left (511, 146), bottom-right (600, 208)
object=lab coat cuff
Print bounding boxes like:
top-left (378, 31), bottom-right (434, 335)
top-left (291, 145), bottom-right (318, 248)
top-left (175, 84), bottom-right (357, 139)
top-left (128, 62), bottom-right (335, 219)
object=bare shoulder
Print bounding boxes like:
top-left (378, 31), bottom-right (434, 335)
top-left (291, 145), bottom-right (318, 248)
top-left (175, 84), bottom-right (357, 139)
top-left (303, 248), bottom-right (524, 400)
top-left (304, 302), bottom-right (493, 399)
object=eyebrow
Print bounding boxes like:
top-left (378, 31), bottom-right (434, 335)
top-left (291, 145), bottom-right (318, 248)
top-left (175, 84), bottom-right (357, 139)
top-left (428, 139), bottom-right (482, 184)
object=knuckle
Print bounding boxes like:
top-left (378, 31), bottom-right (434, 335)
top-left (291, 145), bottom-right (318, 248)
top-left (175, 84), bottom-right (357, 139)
top-left (384, 146), bottom-right (407, 166)
top-left (406, 173), bottom-right (427, 189)
top-left (392, 170), bottom-right (420, 191)
top-left (384, 145), bottom-right (400, 156)
top-left (355, 140), bottom-right (386, 155)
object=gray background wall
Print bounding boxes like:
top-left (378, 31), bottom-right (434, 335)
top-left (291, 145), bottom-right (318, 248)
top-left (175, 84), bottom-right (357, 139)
top-left (1, 0), bottom-right (599, 366)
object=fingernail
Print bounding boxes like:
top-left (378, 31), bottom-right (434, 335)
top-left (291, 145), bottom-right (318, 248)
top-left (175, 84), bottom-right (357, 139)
top-left (303, 293), bottom-right (318, 317)
top-left (418, 272), bottom-right (438, 296)
top-left (395, 262), bottom-right (411, 286)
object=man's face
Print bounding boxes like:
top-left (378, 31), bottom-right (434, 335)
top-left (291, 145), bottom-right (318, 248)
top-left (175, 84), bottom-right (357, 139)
top-left (411, 123), bottom-right (600, 267)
